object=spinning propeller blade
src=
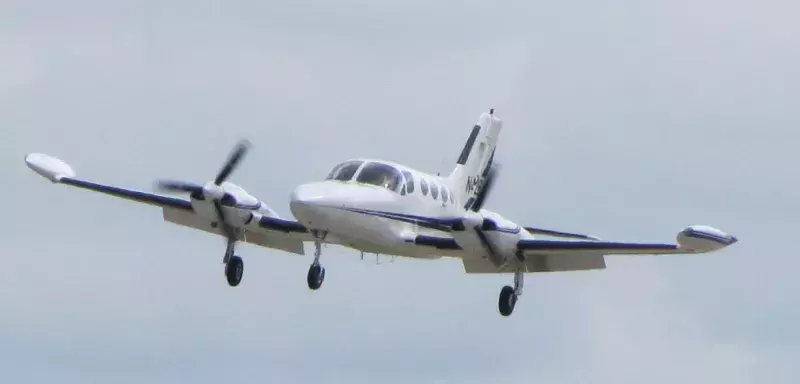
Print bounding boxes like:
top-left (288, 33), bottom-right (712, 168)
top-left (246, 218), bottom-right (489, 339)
top-left (470, 163), bottom-right (500, 212)
top-left (152, 139), bottom-right (252, 259)
top-left (154, 180), bottom-right (204, 194)
top-left (214, 139), bottom-right (251, 185)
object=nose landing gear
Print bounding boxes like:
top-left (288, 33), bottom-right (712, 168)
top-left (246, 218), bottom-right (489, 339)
top-left (307, 230), bottom-right (327, 290)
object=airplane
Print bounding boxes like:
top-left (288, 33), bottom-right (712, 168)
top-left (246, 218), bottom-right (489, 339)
top-left (23, 109), bottom-right (738, 316)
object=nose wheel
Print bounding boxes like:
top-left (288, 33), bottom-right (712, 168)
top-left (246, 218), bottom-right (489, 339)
top-left (498, 268), bottom-right (524, 317)
top-left (307, 230), bottom-right (327, 290)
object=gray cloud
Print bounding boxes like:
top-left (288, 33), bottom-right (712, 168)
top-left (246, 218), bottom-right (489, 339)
top-left (2, 0), bottom-right (798, 383)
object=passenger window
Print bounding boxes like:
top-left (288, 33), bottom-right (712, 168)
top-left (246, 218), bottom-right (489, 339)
top-left (441, 186), bottom-right (449, 203)
top-left (326, 160), bottom-right (363, 181)
top-left (402, 171), bottom-right (415, 194)
top-left (430, 183), bottom-right (439, 200)
top-left (420, 179), bottom-right (429, 195)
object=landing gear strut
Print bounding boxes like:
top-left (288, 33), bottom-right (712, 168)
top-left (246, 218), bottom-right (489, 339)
top-left (307, 230), bottom-right (327, 290)
top-left (499, 268), bottom-right (524, 317)
top-left (223, 235), bottom-right (243, 287)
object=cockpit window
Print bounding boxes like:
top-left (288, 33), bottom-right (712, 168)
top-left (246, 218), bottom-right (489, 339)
top-left (326, 160), bottom-right (363, 181)
top-left (355, 162), bottom-right (404, 192)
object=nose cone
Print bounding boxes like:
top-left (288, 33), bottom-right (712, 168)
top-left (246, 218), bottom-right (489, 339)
top-left (290, 181), bottom-right (351, 227)
top-left (291, 182), bottom-right (343, 208)
top-left (289, 181), bottom-right (396, 230)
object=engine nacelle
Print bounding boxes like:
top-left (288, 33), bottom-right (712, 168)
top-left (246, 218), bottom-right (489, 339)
top-left (451, 209), bottom-right (525, 268)
top-left (676, 225), bottom-right (738, 252)
top-left (190, 182), bottom-right (281, 225)
top-left (479, 209), bottom-right (526, 264)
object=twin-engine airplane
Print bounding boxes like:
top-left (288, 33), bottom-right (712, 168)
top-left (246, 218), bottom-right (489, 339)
top-left (24, 109), bottom-right (738, 316)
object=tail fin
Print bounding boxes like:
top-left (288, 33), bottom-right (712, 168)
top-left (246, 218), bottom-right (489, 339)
top-left (448, 109), bottom-right (502, 209)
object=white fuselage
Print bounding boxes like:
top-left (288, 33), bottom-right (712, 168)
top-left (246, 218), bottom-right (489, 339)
top-left (287, 158), bottom-right (531, 260)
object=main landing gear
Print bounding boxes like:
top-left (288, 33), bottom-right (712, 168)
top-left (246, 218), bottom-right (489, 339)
top-left (307, 230), bottom-right (327, 290)
top-left (223, 237), bottom-right (243, 287)
top-left (499, 252), bottom-right (525, 316)
top-left (498, 269), bottom-right (523, 316)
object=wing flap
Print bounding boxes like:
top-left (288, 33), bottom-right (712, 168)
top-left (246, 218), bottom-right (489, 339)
top-left (525, 253), bottom-right (606, 272)
top-left (163, 207), bottom-right (305, 255)
top-left (460, 252), bottom-right (606, 273)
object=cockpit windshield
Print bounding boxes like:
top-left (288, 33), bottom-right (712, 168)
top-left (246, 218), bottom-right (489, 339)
top-left (355, 162), bottom-right (404, 192)
top-left (325, 160), bottom-right (363, 181)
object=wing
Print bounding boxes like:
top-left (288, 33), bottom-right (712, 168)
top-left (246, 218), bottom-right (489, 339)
top-left (522, 226), bottom-right (601, 241)
top-left (413, 224), bottom-right (737, 274)
top-left (25, 153), bottom-right (311, 254)
top-left (517, 224), bottom-right (738, 256)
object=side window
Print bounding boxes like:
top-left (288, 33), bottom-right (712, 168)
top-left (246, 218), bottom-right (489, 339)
top-left (402, 171), bottom-right (415, 194)
top-left (441, 186), bottom-right (449, 203)
top-left (420, 178), bottom-right (429, 196)
top-left (430, 183), bottom-right (439, 200)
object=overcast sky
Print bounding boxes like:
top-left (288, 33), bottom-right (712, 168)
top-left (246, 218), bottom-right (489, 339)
top-left (2, 0), bottom-right (798, 383)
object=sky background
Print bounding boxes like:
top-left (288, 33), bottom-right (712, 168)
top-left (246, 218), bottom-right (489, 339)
top-left (2, 0), bottom-right (798, 383)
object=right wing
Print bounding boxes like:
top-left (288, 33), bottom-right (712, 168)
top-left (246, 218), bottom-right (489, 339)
top-left (25, 153), bottom-right (313, 255)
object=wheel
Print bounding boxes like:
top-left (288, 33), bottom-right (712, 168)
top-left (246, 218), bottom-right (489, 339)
top-left (498, 285), bottom-right (517, 316)
top-left (307, 264), bottom-right (325, 290)
top-left (225, 255), bottom-right (244, 287)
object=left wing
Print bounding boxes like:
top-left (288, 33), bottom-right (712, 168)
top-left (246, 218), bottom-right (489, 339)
top-left (412, 224), bottom-right (738, 274)
top-left (517, 225), bottom-right (738, 256)
top-left (24, 153), bottom-right (312, 254)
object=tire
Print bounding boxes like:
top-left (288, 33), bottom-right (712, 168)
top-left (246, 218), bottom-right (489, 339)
top-left (307, 264), bottom-right (325, 290)
top-left (498, 285), bottom-right (517, 316)
top-left (225, 255), bottom-right (244, 287)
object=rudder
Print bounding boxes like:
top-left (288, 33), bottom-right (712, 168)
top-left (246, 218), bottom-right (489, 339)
top-left (448, 109), bottom-right (502, 209)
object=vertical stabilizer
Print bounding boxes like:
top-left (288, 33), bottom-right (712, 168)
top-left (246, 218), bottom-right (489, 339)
top-left (448, 109), bottom-right (502, 209)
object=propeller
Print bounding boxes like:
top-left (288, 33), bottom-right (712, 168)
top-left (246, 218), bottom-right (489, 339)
top-left (470, 157), bottom-right (500, 212)
top-left (155, 139), bottom-right (252, 261)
